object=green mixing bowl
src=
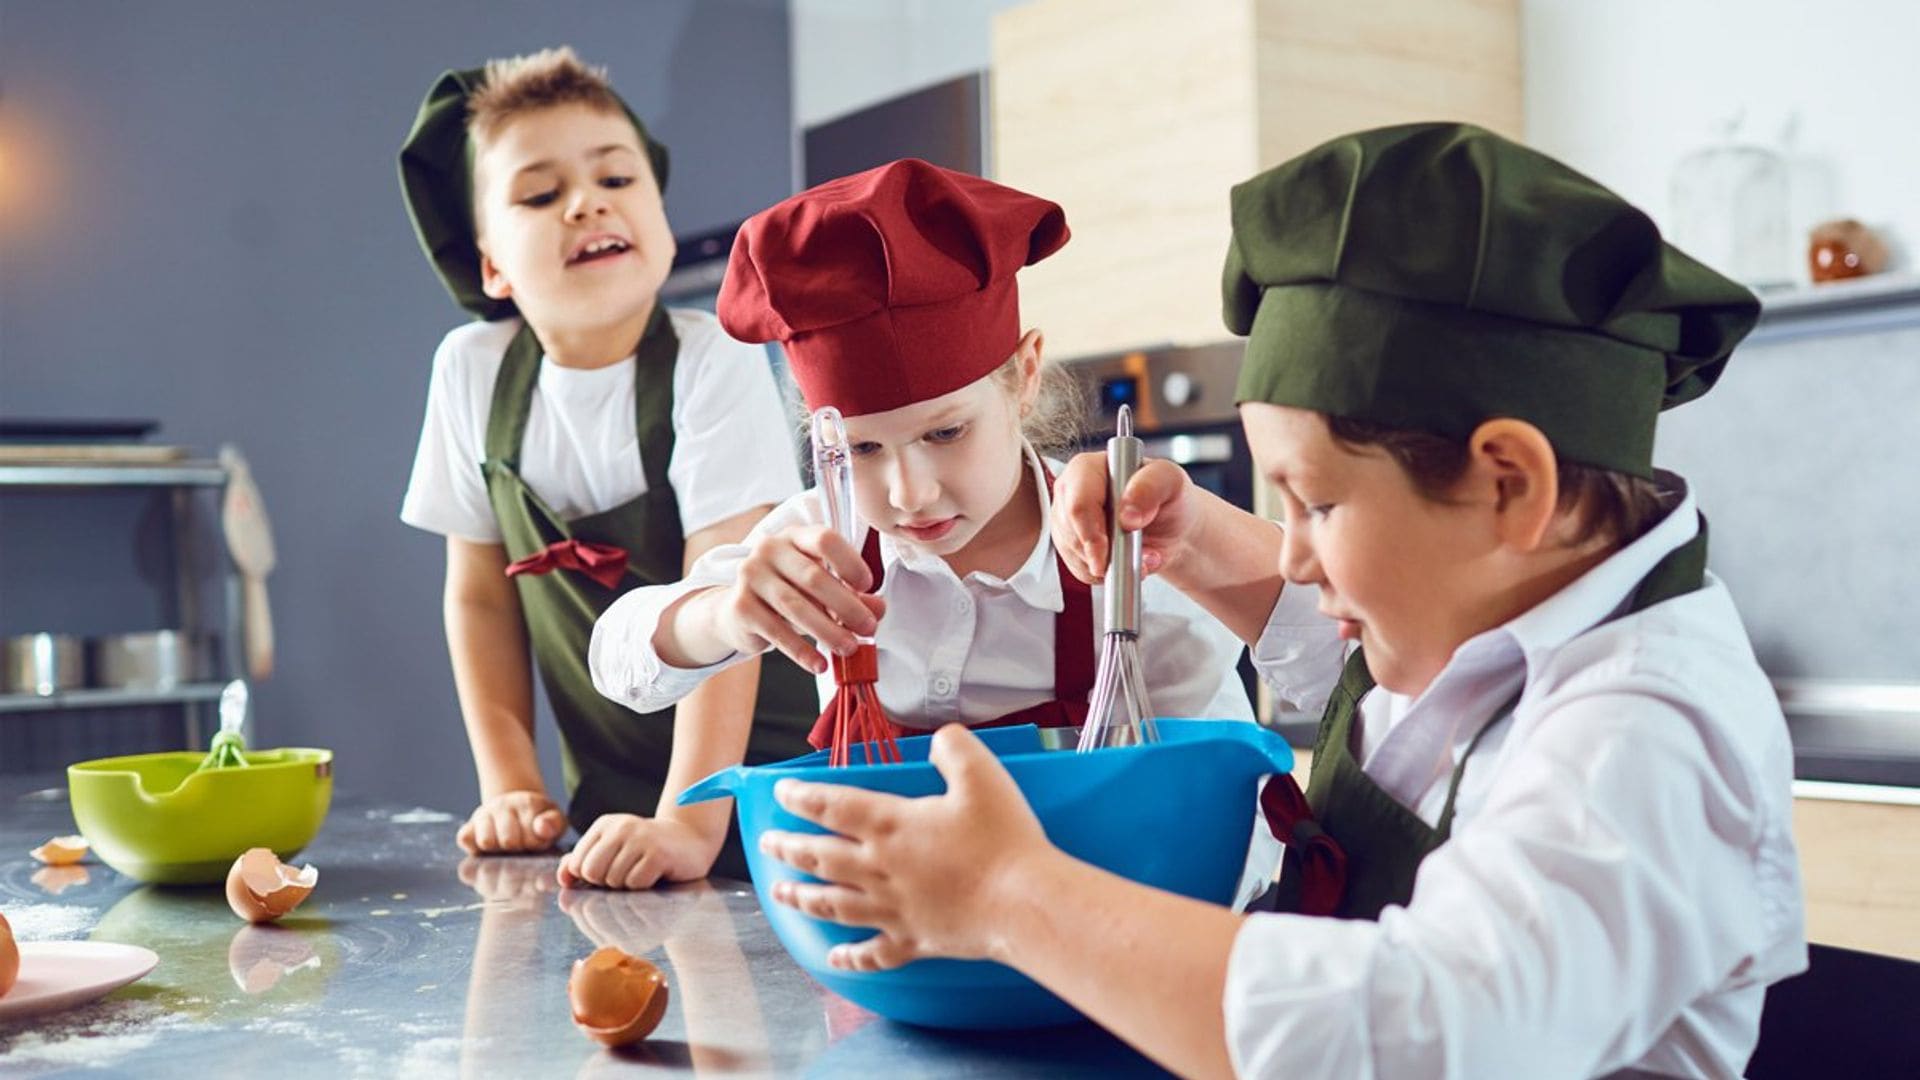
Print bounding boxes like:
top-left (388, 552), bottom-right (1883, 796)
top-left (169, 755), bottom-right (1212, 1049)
top-left (67, 748), bottom-right (334, 884)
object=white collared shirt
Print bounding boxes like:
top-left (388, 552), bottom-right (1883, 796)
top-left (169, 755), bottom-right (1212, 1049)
top-left (1231, 475), bottom-right (1806, 1079)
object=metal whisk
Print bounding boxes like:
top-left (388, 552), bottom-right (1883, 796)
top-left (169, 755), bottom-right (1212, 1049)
top-left (811, 406), bottom-right (901, 767)
top-left (1077, 405), bottom-right (1159, 751)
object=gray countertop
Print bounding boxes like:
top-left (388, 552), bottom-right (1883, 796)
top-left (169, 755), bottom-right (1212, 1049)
top-left (0, 777), bottom-right (1166, 1078)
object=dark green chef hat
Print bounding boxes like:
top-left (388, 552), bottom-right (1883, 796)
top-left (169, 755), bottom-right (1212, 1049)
top-left (1227, 122), bottom-right (1759, 477)
top-left (397, 64), bottom-right (670, 321)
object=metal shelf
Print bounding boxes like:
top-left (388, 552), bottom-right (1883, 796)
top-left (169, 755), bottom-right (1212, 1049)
top-left (1749, 273), bottom-right (1920, 345)
top-left (0, 681), bottom-right (228, 715)
top-left (0, 461), bottom-right (227, 487)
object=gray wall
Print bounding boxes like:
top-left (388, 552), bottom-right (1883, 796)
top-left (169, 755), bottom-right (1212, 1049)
top-left (1656, 321), bottom-right (1920, 681)
top-left (0, 1), bottom-right (795, 812)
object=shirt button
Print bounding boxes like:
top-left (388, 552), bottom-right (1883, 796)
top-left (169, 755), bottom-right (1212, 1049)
top-left (932, 676), bottom-right (953, 695)
top-left (955, 596), bottom-right (973, 614)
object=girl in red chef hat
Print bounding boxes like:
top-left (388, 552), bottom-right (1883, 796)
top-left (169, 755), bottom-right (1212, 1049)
top-left (588, 159), bottom-right (1342, 901)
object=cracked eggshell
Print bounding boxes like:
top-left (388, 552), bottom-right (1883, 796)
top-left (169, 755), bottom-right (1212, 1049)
top-left (1, 911), bottom-right (17, 997)
top-left (568, 946), bottom-right (669, 1046)
top-left (225, 847), bottom-right (318, 923)
top-left (30, 835), bottom-right (89, 866)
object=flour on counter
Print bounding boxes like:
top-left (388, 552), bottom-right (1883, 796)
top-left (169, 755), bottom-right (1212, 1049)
top-left (2, 903), bottom-right (95, 940)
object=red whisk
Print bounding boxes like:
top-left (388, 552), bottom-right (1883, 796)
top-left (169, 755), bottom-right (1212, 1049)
top-left (812, 407), bottom-right (901, 768)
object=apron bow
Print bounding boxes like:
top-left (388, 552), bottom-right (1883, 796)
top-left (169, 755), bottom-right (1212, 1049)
top-left (504, 539), bottom-right (629, 590)
top-left (1260, 774), bottom-right (1349, 917)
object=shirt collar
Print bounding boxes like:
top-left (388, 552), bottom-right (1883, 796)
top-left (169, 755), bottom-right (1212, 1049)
top-left (1479, 469), bottom-right (1700, 669)
top-left (874, 443), bottom-right (1065, 613)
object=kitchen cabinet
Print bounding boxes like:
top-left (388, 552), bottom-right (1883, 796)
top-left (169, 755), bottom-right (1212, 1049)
top-left (1791, 787), bottom-right (1920, 961)
top-left (0, 459), bottom-right (245, 749)
top-left (992, 0), bottom-right (1523, 360)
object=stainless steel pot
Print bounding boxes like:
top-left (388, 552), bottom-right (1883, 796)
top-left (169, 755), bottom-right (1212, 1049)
top-left (4, 633), bottom-right (87, 695)
top-left (90, 630), bottom-right (212, 690)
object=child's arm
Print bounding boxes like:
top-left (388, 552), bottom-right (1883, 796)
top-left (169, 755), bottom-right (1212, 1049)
top-left (651, 523), bottom-right (886, 674)
top-left (1051, 452), bottom-right (1286, 646)
top-left (562, 505), bottom-right (775, 889)
top-left (760, 725), bottom-right (1241, 1080)
top-left (444, 536), bottom-right (567, 853)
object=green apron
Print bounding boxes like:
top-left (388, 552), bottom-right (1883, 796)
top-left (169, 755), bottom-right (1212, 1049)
top-left (481, 307), bottom-right (817, 878)
top-left (1261, 516), bottom-right (1710, 919)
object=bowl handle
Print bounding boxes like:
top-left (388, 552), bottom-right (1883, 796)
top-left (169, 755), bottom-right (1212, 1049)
top-left (677, 766), bottom-right (743, 806)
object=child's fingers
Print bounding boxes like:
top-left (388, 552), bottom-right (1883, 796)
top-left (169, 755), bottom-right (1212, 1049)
top-left (772, 880), bottom-right (888, 932)
top-left (792, 526), bottom-right (874, 592)
top-left (771, 778), bottom-right (908, 840)
top-left (602, 840), bottom-right (647, 890)
top-left (744, 580), bottom-right (852, 664)
top-left (1049, 452), bottom-right (1111, 581)
top-left (1119, 461), bottom-right (1185, 532)
top-left (828, 932), bottom-right (917, 972)
top-left (573, 829), bottom-right (613, 884)
top-left (757, 575), bottom-right (863, 657)
top-left (622, 852), bottom-right (665, 891)
top-left (758, 830), bottom-right (868, 886)
top-left (531, 807), bottom-right (566, 844)
top-left (735, 589), bottom-right (833, 672)
top-left (770, 541), bottom-right (878, 636)
top-left (928, 724), bottom-right (1020, 807)
top-left (455, 819), bottom-right (480, 855)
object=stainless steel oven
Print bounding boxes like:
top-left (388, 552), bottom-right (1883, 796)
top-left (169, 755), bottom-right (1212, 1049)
top-left (1064, 343), bottom-right (1261, 705)
top-left (1065, 342), bottom-right (1254, 510)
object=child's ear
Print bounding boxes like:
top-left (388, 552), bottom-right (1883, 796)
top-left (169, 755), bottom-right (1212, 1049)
top-left (1466, 418), bottom-right (1558, 552)
top-left (1013, 329), bottom-right (1045, 413)
top-left (479, 247), bottom-right (512, 301)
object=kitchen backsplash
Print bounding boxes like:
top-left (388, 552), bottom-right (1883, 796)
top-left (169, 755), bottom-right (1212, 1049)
top-left (1656, 315), bottom-right (1920, 680)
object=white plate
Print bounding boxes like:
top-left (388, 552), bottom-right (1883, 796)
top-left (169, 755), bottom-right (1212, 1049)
top-left (0, 941), bottom-right (159, 1021)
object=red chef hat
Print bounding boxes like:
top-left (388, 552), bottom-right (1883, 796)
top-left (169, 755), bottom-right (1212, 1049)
top-left (718, 158), bottom-right (1069, 416)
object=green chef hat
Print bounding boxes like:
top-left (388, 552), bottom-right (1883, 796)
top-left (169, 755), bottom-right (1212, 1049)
top-left (1226, 122), bottom-right (1759, 478)
top-left (397, 66), bottom-right (671, 321)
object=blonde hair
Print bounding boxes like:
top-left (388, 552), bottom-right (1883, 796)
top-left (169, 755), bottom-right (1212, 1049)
top-left (465, 46), bottom-right (625, 145)
top-left (990, 353), bottom-right (1085, 456)
top-left (787, 352), bottom-right (1086, 457)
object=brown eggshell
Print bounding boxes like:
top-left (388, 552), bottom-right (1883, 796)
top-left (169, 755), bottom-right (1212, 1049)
top-left (568, 946), bottom-right (669, 1046)
top-left (225, 847), bottom-right (319, 923)
top-left (1, 911), bottom-right (18, 997)
top-left (30, 835), bottom-right (89, 866)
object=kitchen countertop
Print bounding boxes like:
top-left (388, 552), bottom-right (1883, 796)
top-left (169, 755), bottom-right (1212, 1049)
top-left (0, 776), bottom-right (1166, 1078)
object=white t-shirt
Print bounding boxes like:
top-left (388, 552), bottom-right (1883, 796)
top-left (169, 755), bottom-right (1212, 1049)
top-left (401, 309), bottom-right (802, 543)
top-left (1233, 476), bottom-right (1807, 1079)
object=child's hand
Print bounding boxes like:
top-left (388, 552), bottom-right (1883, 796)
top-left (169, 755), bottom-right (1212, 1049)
top-left (457, 790), bottom-right (567, 854)
top-left (556, 813), bottom-right (720, 891)
top-left (758, 724), bottom-right (1055, 971)
top-left (713, 523), bottom-right (888, 674)
top-left (1050, 453), bottom-right (1200, 585)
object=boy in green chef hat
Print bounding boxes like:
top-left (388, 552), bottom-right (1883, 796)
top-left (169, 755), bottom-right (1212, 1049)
top-left (396, 47), bottom-right (815, 888)
top-left (753, 123), bottom-right (1808, 1077)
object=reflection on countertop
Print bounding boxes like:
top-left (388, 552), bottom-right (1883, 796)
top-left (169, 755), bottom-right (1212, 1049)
top-left (0, 777), bottom-right (1167, 1078)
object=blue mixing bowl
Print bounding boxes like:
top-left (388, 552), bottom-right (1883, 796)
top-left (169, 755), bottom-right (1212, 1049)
top-left (680, 719), bottom-right (1293, 1029)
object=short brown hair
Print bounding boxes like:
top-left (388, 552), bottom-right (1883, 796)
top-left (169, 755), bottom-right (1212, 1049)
top-left (1323, 416), bottom-right (1669, 546)
top-left (465, 46), bottom-right (624, 145)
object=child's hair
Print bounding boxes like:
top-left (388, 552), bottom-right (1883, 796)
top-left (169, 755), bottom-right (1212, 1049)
top-left (788, 353), bottom-right (1085, 458)
top-left (991, 354), bottom-right (1086, 457)
top-left (465, 46), bottom-right (623, 146)
top-left (1324, 416), bottom-right (1669, 546)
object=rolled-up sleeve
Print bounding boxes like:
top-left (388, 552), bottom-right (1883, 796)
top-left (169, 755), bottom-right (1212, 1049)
top-left (588, 492), bottom-right (817, 712)
top-left (1249, 582), bottom-right (1343, 717)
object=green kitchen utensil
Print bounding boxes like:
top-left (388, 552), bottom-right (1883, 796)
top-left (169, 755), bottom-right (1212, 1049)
top-left (196, 679), bottom-right (251, 771)
top-left (68, 747), bottom-right (333, 884)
